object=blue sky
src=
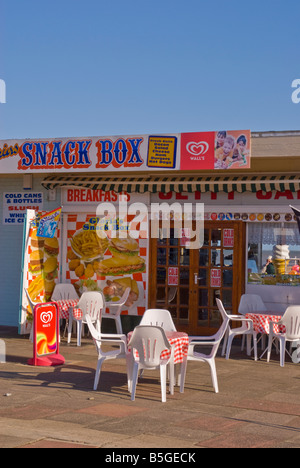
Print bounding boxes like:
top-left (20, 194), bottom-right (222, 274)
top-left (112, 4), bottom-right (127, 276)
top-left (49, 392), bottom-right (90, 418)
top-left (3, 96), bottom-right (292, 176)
top-left (1, 0), bottom-right (300, 140)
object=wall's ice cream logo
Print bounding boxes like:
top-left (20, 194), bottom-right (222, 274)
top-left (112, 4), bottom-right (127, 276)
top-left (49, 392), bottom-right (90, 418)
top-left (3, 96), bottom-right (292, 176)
top-left (40, 310), bottom-right (53, 324)
top-left (181, 131), bottom-right (215, 170)
top-left (186, 141), bottom-right (209, 156)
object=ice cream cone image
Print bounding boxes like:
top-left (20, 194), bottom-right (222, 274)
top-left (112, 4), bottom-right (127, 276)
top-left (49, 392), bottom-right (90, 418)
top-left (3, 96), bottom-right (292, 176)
top-left (272, 245), bottom-right (290, 277)
top-left (273, 259), bottom-right (289, 275)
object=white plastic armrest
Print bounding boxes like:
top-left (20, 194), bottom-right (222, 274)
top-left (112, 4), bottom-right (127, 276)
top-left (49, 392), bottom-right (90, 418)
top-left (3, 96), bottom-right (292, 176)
top-left (99, 333), bottom-right (127, 342)
top-left (269, 320), bottom-right (281, 337)
top-left (189, 339), bottom-right (216, 347)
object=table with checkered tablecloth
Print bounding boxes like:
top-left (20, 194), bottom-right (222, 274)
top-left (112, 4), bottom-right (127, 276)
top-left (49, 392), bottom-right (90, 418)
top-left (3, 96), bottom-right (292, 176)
top-left (245, 311), bottom-right (285, 335)
top-left (245, 311), bottom-right (286, 360)
top-left (55, 299), bottom-right (82, 320)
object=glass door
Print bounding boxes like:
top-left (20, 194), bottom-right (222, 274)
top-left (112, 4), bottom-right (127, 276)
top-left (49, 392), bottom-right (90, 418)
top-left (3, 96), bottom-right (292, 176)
top-left (149, 221), bottom-right (245, 335)
top-left (152, 227), bottom-right (191, 326)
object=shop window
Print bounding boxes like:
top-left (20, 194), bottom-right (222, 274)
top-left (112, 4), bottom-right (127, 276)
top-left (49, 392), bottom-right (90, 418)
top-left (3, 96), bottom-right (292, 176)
top-left (247, 223), bottom-right (300, 286)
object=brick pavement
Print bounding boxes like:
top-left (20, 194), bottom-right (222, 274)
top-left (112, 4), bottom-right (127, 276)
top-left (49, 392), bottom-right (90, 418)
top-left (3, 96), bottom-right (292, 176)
top-left (1, 326), bottom-right (300, 449)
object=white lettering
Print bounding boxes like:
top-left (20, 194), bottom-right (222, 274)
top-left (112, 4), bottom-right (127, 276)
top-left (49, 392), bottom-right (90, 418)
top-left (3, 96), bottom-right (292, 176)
top-left (0, 79), bottom-right (6, 104)
top-left (105, 453), bottom-right (140, 465)
top-left (291, 79), bottom-right (300, 104)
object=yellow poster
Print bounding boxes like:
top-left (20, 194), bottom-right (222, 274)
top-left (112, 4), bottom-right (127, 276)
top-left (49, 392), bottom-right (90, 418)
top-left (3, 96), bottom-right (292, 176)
top-left (147, 136), bottom-right (177, 168)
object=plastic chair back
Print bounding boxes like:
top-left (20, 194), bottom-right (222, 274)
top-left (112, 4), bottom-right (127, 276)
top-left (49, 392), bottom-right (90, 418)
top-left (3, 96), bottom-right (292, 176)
top-left (280, 306), bottom-right (300, 341)
top-left (215, 299), bottom-right (231, 343)
top-left (128, 325), bottom-right (171, 368)
top-left (238, 294), bottom-right (267, 315)
top-left (24, 288), bottom-right (38, 314)
top-left (106, 287), bottom-right (131, 315)
top-left (85, 314), bottom-right (101, 341)
top-left (140, 309), bottom-right (177, 331)
top-left (51, 283), bottom-right (79, 301)
top-left (77, 291), bottom-right (104, 323)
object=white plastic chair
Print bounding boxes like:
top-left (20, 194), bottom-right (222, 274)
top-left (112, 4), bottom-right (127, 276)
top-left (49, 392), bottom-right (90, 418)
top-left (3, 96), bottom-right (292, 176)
top-left (139, 309), bottom-right (177, 331)
top-left (128, 325), bottom-right (175, 403)
top-left (221, 295), bottom-right (260, 360)
top-left (238, 294), bottom-right (267, 315)
top-left (267, 306), bottom-right (300, 367)
top-left (24, 288), bottom-right (38, 342)
top-left (180, 299), bottom-right (230, 394)
top-left (238, 293), bottom-right (268, 352)
top-left (156, 287), bottom-right (177, 306)
top-left (138, 309), bottom-right (177, 383)
top-left (68, 291), bottom-right (104, 346)
top-left (51, 283), bottom-right (79, 301)
top-left (51, 283), bottom-right (79, 339)
top-left (104, 287), bottom-right (131, 334)
top-left (85, 314), bottom-right (129, 391)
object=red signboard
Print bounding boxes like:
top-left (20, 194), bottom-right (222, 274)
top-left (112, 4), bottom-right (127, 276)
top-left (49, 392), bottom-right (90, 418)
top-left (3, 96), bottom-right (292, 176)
top-left (28, 302), bottom-right (65, 367)
top-left (181, 132), bottom-right (215, 170)
top-left (223, 229), bottom-right (234, 247)
top-left (210, 269), bottom-right (221, 288)
top-left (168, 267), bottom-right (179, 286)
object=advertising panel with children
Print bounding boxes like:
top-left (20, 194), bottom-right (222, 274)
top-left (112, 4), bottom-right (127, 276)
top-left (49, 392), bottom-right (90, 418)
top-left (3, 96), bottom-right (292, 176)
top-left (180, 129), bottom-right (251, 170)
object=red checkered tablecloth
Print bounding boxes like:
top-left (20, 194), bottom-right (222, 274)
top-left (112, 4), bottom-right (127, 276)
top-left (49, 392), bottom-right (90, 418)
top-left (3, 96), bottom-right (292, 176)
top-left (55, 299), bottom-right (83, 320)
top-left (127, 330), bottom-right (189, 364)
top-left (245, 312), bottom-right (286, 334)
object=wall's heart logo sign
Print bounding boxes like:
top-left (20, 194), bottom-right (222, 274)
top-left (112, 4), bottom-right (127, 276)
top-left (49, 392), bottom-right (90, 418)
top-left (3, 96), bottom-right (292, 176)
top-left (186, 141), bottom-right (209, 156)
top-left (40, 311), bottom-right (53, 324)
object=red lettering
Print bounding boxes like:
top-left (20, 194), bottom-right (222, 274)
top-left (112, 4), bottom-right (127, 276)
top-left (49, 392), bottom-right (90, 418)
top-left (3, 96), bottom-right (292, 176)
top-left (159, 192), bottom-right (172, 200)
top-left (176, 193), bottom-right (188, 200)
top-left (256, 190), bottom-right (272, 200)
top-left (92, 190), bottom-right (101, 202)
top-left (274, 190), bottom-right (293, 200)
top-left (86, 190), bottom-right (93, 202)
top-left (73, 189), bottom-right (81, 202)
top-left (111, 191), bottom-right (118, 202)
top-left (67, 190), bottom-right (73, 202)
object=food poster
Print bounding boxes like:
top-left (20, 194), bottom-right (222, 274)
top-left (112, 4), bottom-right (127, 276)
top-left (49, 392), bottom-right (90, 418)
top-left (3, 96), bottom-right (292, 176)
top-left (19, 209), bottom-right (60, 334)
top-left (63, 213), bottom-right (147, 316)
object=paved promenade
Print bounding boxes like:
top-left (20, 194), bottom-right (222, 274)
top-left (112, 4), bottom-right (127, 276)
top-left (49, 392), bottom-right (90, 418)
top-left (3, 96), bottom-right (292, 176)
top-left (0, 326), bottom-right (300, 449)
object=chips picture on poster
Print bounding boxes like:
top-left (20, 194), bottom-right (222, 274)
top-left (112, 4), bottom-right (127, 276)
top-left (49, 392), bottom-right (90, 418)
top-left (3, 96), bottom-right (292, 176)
top-left (66, 213), bottom-right (147, 315)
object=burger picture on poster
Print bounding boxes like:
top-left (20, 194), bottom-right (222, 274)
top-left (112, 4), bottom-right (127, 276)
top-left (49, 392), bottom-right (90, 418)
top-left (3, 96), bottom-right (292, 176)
top-left (26, 227), bottom-right (59, 323)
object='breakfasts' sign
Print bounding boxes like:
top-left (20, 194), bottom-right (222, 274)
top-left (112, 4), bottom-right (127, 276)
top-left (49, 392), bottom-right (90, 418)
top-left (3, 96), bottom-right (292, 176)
top-left (0, 130), bottom-right (251, 174)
